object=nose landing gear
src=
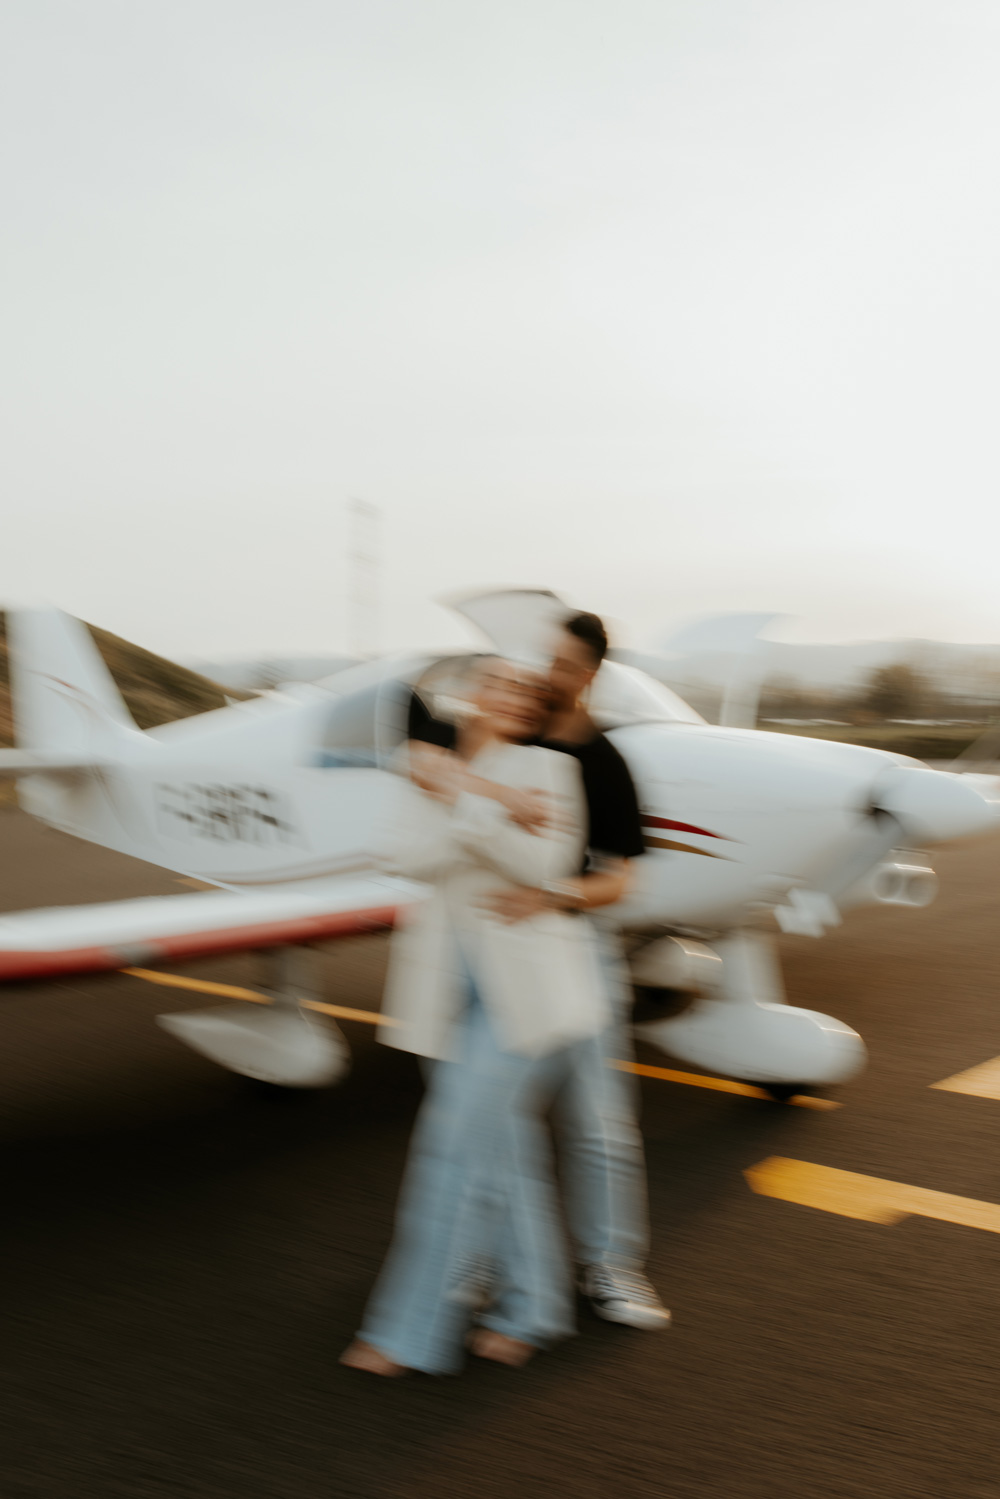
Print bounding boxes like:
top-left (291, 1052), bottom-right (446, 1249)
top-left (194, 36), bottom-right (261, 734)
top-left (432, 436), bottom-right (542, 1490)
top-left (635, 930), bottom-right (866, 1090)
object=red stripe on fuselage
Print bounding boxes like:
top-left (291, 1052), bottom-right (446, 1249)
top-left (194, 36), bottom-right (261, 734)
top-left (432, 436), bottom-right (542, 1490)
top-left (641, 816), bottom-right (726, 840)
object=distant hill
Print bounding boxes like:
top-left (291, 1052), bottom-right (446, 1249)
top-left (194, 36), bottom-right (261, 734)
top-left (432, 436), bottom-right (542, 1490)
top-left (0, 612), bottom-right (247, 749)
top-left (184, 655), bottom-right (358, 690)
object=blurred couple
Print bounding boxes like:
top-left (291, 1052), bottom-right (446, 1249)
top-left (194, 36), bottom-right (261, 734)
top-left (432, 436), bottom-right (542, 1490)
top-left (341, 612), bottom-right (669, 1377)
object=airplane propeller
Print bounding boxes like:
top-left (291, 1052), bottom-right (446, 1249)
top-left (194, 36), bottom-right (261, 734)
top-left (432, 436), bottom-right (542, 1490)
top-left (868, 763), bottom-right (1000, 844)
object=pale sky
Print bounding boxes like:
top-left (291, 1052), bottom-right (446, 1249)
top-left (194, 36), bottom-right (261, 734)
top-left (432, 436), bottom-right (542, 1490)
top-left (4, 0), bottom-right (1000, 660)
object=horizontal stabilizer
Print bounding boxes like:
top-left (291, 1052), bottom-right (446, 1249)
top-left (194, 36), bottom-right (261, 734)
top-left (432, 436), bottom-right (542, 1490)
top-left (0, 749), bottom-right (106, 782)
top-left (0, 876), bottom-right (425, 982)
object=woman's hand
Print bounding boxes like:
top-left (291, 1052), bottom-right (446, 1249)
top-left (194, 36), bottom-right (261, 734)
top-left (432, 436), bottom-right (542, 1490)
top-left (409, 744), bottom-right (464, 803)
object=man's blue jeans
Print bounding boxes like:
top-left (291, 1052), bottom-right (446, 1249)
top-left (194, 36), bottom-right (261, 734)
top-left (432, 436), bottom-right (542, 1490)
top-left (553, 926), bottom-right (650, 1272)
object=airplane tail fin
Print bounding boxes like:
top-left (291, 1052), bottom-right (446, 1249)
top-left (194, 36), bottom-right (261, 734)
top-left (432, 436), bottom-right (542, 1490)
top-left (8, 608), bottom-right (139, 756)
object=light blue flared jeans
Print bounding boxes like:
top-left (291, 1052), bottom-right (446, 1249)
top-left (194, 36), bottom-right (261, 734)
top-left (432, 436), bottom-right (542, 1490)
top-left (358, 931), bottom-right (649, 1373)
top-left (359, 984), bottom-right (575, 1374)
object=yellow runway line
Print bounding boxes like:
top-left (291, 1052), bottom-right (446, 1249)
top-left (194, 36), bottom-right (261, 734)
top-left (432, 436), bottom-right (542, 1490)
top-left (931, 1055), bottom-right (1000, 1100)
top-left (121, 970), bottom-right (839, 1073)
top-left (121, 967), bottom-right (399, 1027)
top-left (305, 998), bottom-right (400, 1028)
top-left (122, 968), bottom-right (270, 1003)
top-left (614, 1060), bottom-right (840, 1109)
top-left (746, 1156), bottom-right (1000, 1233)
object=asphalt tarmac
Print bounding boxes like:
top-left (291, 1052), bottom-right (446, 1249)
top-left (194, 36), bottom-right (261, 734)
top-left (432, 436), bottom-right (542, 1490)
top-left (2, 808), bottom-right (999, 1499)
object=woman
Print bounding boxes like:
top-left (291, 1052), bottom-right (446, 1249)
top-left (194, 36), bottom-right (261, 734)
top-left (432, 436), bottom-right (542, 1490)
top-left (341, 656), bottom-right (607, 1376)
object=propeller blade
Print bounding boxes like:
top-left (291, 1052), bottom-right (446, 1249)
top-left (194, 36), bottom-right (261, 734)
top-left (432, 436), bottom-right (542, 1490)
top-left (870, 765), bottom-right (1000, 844)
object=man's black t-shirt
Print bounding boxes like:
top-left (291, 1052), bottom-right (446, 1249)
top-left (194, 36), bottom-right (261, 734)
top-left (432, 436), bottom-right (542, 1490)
top-left (538, 731), bottom-right (645, 864)
top-left (406, 689), bottom-right (645, 866)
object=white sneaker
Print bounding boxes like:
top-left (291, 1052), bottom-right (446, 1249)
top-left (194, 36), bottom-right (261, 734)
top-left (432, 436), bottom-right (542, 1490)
top-left (579, 1265), bottom-right (671, 1330)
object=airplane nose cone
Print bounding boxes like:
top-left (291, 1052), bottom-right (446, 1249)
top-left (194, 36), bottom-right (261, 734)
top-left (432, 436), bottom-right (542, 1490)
top-left (871, 766), bottom-right (1000, 844)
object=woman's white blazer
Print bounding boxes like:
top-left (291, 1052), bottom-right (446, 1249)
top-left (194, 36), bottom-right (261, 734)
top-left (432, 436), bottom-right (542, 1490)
top-left (377, 742), bottom-right (608, 1061)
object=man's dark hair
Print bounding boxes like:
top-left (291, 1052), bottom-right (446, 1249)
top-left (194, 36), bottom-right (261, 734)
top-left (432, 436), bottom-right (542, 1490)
top-left (563, 611), bottom-right (608, 665)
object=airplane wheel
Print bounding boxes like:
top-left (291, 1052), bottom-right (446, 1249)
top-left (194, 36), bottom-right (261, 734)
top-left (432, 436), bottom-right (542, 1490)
top-left (238, 1074), bottom-right (311, 1103)
top-left (753, 1082), bottom-right (804, 1103)
top-left (631, 985), bottom-right (694, 1023)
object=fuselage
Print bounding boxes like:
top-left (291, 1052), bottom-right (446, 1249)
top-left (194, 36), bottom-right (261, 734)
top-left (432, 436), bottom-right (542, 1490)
top-left (17, 652), bottom-right (970, 933)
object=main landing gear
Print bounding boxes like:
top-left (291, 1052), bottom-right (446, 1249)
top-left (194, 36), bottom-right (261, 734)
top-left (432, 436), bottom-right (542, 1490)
top-left (156, 946), bottom-right (350, 1087)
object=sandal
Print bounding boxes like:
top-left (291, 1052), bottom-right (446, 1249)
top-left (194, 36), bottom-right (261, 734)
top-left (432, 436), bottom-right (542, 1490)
top-left (340, 1339), bottom-right (409, 1377)
top-left (467, 1329), bottom-right (535, 1366)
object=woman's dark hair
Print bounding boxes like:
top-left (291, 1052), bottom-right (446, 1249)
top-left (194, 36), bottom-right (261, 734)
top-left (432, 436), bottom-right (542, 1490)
top-left (563, 611), bottom-right (608, 665)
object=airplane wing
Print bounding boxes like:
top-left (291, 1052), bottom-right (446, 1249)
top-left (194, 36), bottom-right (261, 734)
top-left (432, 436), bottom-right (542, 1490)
top-left (0, 875), bottom-right (426, 982)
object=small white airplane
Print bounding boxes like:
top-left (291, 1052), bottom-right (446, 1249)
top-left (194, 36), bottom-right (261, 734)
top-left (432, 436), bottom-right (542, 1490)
top-left (2, 591), bottom-right (997, 1094)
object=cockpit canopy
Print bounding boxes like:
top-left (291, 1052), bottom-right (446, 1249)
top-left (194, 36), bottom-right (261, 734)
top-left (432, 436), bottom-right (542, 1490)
top-left (588, 661), bottom-right (704, 730)
top-left (313, 652), bottom-right (702, 769)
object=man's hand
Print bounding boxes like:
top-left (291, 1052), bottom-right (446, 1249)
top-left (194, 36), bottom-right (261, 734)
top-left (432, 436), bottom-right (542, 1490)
top-left (496, 786), bottom-right (553, 834)
top-left (409, 749), bottom-right (559, 834)
top-left (457, 775), bottom-right (555, 834)
top-left (480, 885), bottom-right (552, 924)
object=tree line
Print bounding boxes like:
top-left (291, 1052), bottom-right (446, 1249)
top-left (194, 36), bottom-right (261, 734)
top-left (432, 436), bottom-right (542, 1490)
top-left (760, 662), bottom-right (1000, 725)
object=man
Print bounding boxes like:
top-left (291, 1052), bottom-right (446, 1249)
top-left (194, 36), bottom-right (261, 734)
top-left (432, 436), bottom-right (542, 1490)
top-left (409, 614), bottom-right (669, 1331)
